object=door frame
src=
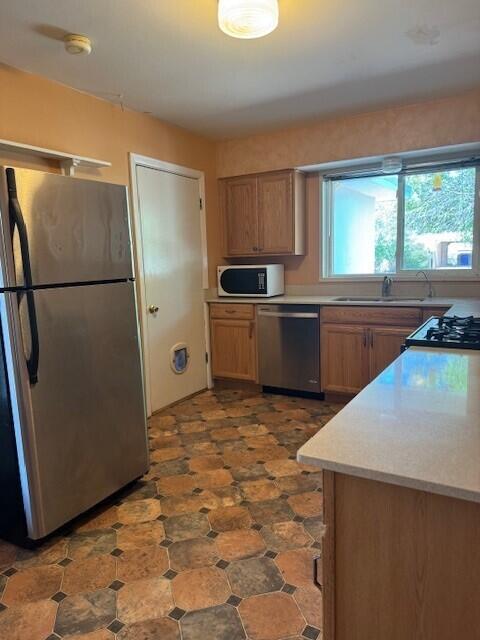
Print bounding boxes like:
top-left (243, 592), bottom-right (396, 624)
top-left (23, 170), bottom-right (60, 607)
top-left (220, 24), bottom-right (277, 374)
top-left (129, 153), bottom-right (212, 416)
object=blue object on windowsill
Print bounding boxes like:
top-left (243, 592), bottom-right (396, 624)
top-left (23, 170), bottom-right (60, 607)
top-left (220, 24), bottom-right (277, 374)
top-left (457, 252), bottom-right (472, 267)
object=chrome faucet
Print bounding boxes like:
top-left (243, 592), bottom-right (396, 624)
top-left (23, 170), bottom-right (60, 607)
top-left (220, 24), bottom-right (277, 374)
top-left (381, 276), bottom-right (393, 298)
top-left (416, 270), bottom-right (434, 298)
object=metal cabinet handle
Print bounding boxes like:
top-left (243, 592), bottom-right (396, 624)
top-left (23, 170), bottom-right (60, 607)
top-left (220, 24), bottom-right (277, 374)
top-left (313, 556), bottom-right (322, 591)
top-left (249, 321), bottom-right (254, 339)
top-left (370, 330), bottom-right (374, 348)
top-left (225, 309), bottom-right (236, 314)
top-left (363, 329), bottom-right (367, 347)
top-left (252, 246), bottom-right (258, 252)
top-left (148, 304), bottom-right (159, 314)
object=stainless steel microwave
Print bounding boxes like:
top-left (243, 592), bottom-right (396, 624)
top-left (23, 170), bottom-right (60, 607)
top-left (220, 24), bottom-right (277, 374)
top-left (217, 264), bottom-right (285, 297)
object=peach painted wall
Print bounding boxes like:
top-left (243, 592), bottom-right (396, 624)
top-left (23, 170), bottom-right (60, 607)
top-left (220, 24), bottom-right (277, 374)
top-left (216, 89), bottom-right (480, 286)
top-left (217, 89), bottom-right (480, 177)
top-left (0, 63), bottom-right (223, 286)
top-left (1, 63), bottom-right (479, 291)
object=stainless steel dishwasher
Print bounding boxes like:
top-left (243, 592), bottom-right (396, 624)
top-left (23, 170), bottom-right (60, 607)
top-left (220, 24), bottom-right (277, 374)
top-left (258, 305), bottom-right (320, 393)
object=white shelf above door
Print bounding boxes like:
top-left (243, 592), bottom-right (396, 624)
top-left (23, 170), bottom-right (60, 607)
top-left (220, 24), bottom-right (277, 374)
top-left (0, 138), bottom-right (111, 176)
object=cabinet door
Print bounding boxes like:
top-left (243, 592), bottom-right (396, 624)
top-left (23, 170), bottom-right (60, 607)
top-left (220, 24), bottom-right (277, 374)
top-left (210, 319), bottom-right (257, 381)
top-left (368, 326), bottom-right (415, 380)
top-left (321, 324), bottom-right (369, 394)
top-left (224, 177), bottom-right (258, 256)
top-left (257, 171), bottom-right (294, 254)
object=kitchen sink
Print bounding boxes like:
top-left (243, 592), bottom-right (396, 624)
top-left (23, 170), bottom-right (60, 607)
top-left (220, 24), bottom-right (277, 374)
top-left (385, 297), bottom-right (425, 302)
top-left (334, 296), bottom-right (425, 303)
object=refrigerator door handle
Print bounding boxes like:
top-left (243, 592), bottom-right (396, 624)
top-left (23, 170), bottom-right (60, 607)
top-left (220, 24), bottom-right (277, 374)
top-left (6, 168), bottom-right (34, 286)
top-left (17, 290), bottom-right (40, 385)
top-left (7, 169), bottom-right (39, 384)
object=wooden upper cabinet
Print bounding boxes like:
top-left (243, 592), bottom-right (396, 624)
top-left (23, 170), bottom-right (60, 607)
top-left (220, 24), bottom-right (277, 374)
top-left (224, 176), bottom-right (258, 256)
top-left (222, 169), bottom-right (305, 257)
top-left (258, 171), bottom-right (298, 254)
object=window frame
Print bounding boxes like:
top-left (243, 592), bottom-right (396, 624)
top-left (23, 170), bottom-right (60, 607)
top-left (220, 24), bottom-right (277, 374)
top-left (321, 165), bottom-right (480, 281)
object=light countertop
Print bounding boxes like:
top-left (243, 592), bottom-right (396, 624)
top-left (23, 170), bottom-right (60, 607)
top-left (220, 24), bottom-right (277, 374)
top-left (207, 295), bottom-right (480, 316)
top-left (297, 346), bottom-right (480, 503)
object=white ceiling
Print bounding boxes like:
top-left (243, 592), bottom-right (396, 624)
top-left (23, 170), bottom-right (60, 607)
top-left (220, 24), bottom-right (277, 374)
top-left (0, 0), bottom-right (479, 139)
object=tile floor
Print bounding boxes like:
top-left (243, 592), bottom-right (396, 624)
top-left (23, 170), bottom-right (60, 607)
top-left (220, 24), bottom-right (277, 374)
top-left (0, 387), bottom-right (342, 640)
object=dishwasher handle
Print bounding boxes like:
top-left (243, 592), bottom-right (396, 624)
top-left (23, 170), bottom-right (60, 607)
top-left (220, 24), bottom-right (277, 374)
top-left (258, 309), bottom-right (319, 319)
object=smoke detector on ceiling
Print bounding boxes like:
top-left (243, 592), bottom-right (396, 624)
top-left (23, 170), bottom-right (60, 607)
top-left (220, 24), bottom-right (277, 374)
top-left (64, 34), bottom-right (92, 55)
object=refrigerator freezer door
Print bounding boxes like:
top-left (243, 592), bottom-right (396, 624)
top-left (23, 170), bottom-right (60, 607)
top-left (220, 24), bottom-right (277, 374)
top-left (0, 167), bottom-right (133, 288)
top-left (3, 281), bottom-right (148, 538)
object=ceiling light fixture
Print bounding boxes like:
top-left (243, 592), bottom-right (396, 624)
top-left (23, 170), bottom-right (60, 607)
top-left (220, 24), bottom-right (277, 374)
top-left (218, 0), bottom-right (279, 39)
top-left (64, 34), bottom-right (92, 55)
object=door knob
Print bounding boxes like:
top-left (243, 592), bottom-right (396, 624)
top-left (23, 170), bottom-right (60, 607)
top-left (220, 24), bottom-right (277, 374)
top-left (148, 305), bottom-right (159, 314)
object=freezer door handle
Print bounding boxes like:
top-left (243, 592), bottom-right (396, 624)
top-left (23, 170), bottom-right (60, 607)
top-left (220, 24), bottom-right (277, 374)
top-left (7, 169), bottom-right (39, 384)
top-left (6, 168), bottom-right (33, 286)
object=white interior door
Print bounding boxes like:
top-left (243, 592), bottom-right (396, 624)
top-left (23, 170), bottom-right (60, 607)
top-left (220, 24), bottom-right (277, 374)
top-left (136, 165), bottom-right (207, 413)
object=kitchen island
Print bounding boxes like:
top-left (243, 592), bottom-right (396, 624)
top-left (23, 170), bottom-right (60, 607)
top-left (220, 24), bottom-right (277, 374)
top-left (298, 344), bottom-right (480, 639)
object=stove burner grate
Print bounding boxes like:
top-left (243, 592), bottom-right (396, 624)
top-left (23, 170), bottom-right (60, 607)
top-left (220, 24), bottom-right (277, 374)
top-left (426, 316), bottom-right (480, 343)
top-left (406, 315), bottom-right (480, 350)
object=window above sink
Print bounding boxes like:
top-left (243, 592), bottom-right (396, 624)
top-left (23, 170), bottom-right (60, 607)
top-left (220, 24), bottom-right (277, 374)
top-left (321, 155), bottom-right (480, 281)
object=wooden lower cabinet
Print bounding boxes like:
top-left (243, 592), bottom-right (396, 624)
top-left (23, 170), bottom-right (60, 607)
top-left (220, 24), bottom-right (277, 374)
top-left (321, 324), bottom-right (370, 394)
top-left (321, 323), bottom-right (419, 393)
top-left (321, 471), bottom-right (480, 640)
top-left (209, 303), bottom-right (450, 390)
top-left (210, 318), bottom-right (257, 382)
top-left (368, 325), bottom-right (416, 380)
top-left (321, 306), bottom-right (424, 395)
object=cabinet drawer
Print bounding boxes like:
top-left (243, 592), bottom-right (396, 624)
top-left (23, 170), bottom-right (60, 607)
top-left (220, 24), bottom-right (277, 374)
top-left (321, 306), bottom-right (421, 327)
top-left (421, 306), bottom-right (450, 322)
top-left (210, 303), bottom-right (255, 320)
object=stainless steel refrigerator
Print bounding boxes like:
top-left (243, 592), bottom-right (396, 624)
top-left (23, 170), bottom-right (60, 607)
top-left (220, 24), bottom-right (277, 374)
top-left (0, 166), bottom-right (148, 542)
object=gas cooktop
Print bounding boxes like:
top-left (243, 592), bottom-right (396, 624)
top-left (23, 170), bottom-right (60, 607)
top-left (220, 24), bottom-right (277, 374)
top-left (405, 316), bottom-right (480, 350)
